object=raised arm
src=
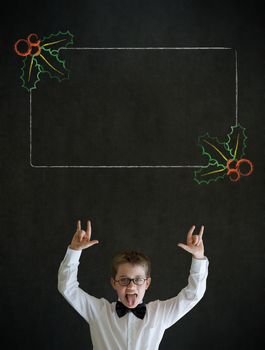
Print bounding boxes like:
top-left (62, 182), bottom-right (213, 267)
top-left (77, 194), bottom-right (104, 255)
top-left (154, 225), bottom-right (208, 329)
top-left (57, 220), bottom-right (100, 322)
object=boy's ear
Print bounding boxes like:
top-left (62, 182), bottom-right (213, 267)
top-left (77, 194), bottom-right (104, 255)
top-left (146, 277), bottom-right (151, 290)
top-left (110, 277), bottom-right (116, 290)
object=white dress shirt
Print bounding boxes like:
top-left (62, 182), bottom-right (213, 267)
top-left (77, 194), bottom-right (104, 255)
top-left (58, 248), bottom-right (209, 350)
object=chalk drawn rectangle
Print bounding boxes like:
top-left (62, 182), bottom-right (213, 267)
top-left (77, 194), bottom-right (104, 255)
top-left (30, 48), bottom-right (236, 168)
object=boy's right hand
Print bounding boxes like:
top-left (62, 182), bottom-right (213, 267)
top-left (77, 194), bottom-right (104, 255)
top-left (70, 220), bottom-right (99, 251)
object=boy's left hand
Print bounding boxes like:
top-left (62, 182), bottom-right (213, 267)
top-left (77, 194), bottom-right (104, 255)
top-left (177, 225), bottom-right (205, 259)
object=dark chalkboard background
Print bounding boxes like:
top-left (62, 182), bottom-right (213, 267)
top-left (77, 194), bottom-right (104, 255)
top-left (2, 1), bottom-right (264, 349)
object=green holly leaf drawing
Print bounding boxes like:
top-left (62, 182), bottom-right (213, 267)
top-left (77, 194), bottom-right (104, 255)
top-left (194, 161), bottom-right (226, 184)
top-left (21, 56), bottom-right (42, 91)
top-left (225, 123), bottom-right (247, 160)
top-left (198, 133), bottom-right (230, 166)
top-left (41, 30), bottom-right (74, 53)
top-left (39, 50), bottom-right (70, 82)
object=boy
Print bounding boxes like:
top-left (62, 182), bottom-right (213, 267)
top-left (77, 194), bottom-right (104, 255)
top-left (58, 220), bottom-right (208, 350)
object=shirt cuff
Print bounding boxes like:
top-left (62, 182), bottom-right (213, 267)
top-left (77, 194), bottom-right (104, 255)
top-left (62, 246), bottom-right (82, 265)
top-left (191, 256), bottom-right (209, 274)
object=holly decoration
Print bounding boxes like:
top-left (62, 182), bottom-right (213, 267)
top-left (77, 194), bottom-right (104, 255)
top-left (14, 31), bottom-right (74, 91)
top-left (194, 124), bottom-right (254, 184)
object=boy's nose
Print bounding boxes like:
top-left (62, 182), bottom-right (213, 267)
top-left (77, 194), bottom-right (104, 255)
top-left (126, 280), bottom-right (137, 290)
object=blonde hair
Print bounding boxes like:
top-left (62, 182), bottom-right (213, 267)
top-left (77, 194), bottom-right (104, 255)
top-left (111, 250), bottom-right (151, 278)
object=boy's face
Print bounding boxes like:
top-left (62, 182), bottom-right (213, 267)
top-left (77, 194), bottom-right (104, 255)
top-left (111, 263), bottom-right (151, 308)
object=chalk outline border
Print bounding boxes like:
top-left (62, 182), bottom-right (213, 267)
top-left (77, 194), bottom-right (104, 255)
top-left (30, 47), bottom-right (238, 168)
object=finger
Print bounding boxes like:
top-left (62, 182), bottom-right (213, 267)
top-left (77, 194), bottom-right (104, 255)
top-left (86, 220), bottom-right (91, 239)
top-left (88, 240), bottom-right (99, 247)
top-left (195, 237), bottom-right (204, 249)
top-left (79, 230), bottom-right (86, 242)
top-left (187, 225), bottom-right (196, 243)
top-left (193, 235), bottom-right (199, 246)
top-left (199, 225), bottom-right (204, 243)
top-left (77, 220), bottom-right (81, 232)
top-left (178, 243), bottom-right (192, 254)
top-left (199, 225), bottom-right (204, 239)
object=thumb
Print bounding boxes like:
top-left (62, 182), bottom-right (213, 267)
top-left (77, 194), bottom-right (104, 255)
top-left (84, 240), bottom-right (99, 249)
top-left (177, 243), bottom-right (192, 253)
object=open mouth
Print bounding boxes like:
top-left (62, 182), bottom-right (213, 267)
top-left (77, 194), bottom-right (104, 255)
top-left (125, 293), bottom-right (138, 307)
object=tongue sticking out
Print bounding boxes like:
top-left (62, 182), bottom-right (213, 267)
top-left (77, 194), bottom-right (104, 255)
top-left (126, 294), bottom-right (137, 307)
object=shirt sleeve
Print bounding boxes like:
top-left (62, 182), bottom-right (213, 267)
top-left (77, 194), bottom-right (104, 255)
top-left (57, 247), bottom-right (104, 324)
top-left (156, 257), bottom-right (209, 329)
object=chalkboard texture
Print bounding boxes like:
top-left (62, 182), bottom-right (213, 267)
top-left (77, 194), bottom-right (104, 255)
top-left (1, 1), bottom-right (264, 349)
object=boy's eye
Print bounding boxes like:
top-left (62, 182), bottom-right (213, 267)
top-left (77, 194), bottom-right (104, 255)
top-left (120, 278), bottom-right (130, 285)
top-left (134, 277), bottom-right (144, 284)
top-left (117, 277), bottom-right (146, 286)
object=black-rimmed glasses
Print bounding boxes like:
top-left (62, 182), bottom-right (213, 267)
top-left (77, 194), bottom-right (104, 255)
top-left (114, 277), bottom-right (148, 286)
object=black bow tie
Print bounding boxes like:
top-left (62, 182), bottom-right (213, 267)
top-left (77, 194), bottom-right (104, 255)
top-left (116, 301), bottom-right (146, 320)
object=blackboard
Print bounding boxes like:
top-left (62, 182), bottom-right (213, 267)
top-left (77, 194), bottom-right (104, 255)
top-left (2, 1), bottom-right (264, 349)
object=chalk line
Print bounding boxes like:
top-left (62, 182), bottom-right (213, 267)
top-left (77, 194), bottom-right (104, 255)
top-left (30, 46), bottom-right (238, 168)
